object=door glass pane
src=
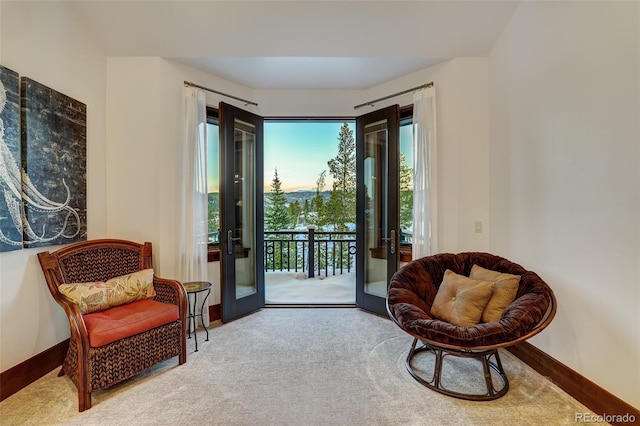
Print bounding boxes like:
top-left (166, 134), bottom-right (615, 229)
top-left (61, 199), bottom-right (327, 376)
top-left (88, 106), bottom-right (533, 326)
top-left (234, 119), bottom-right (257, 299)
top-left (206, 118), bottom-right (220, 246)
top-left (364, 120), bottom-right (388, 298)
top-left (399, 117), bottom-right (413, 247)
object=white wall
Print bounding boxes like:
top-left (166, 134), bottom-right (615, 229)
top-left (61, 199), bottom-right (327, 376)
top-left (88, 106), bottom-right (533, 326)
top-left (489, 1), bottom-right (640, 407)
top-left (0, 1), bottom-right (107, 371)
top-left (254, 89), bottom-right (362, 118)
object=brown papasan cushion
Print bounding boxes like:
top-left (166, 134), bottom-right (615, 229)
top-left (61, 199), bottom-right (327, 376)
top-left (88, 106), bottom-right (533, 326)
top-left (387, 252), bottom-right (553, 349)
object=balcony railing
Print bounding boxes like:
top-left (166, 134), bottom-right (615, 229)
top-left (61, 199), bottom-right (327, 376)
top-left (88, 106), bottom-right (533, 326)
top-left (264, 227), bottom-right (356, 278)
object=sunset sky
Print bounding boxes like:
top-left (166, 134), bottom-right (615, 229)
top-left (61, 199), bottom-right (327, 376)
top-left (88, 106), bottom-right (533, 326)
top-left (207, 120), bottom-right (412, 193)
top-left (207, 121), bottom-right (354, 193)
top-left (263, 121), bottom-right (353, 192)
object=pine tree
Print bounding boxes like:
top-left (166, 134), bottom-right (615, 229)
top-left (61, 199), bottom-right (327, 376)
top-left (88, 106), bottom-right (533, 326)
top-left (399, 152), bottom-right (413, 233)
top-left (311, 170), bottom-right (327, 227)
top-left (326, 123), bottom-right (356, 231)
top-left (207, 193), bottom-right (220, 244)
top-left (288, 200), bottom-right (302, 228)
top-left (303, 199), bottom-right (310, 222)
top-left (265, 168), bottom-right (290, 231)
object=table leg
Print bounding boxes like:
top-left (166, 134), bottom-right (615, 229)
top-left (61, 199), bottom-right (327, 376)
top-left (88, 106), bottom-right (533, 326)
top-left (199, 288), bottom-right (211, 342)
top-left (187, 294), bottom-right (193, 338)
top-left (188, 293), bottom-right (199, 352)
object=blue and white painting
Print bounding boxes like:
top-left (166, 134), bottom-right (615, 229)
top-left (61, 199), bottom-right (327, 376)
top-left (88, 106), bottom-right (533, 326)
top-left (20, 77), bottom-right (87, 248)
top-left (0, 65), bottom-right (23, 252)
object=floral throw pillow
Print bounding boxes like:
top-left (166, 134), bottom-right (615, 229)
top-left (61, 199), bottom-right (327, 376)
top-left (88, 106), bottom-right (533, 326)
top-left (105, 269), bottom-right (156, 307)
top-left (59, 282), bottom-right (110, 315)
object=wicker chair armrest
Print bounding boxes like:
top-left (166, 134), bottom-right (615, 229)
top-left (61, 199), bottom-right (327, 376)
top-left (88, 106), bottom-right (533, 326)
top-left (56, 294), bottom-right (90, 346)
top-left (153, 276), bottom-right (188, 313)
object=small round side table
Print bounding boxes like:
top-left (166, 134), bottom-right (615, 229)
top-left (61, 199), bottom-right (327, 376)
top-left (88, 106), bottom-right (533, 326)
top-left (183, 281), bottom-right (212, 352)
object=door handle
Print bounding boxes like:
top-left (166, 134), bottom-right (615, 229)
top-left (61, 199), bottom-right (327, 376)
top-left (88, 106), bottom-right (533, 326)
top-left (390, 230), bottom-right (395, 254)
top-left (227, 230), bottom-right (241, 255)
top-left (382, 230), bottom-right (396, 254)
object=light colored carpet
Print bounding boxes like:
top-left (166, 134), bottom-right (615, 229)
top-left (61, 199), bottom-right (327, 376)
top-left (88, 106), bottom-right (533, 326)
top-left (0, 308), bottom-right (603, 425)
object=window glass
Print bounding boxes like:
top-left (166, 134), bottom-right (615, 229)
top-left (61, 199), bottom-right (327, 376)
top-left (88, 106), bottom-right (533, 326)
top-left (399, 117), bottom-right (413, 245)
top-left (206, 111), bottom-right (220, 245)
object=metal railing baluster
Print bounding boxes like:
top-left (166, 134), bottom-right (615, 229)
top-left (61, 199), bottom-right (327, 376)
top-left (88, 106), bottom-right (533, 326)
top-left (263, 229), bottom-right (355, 278)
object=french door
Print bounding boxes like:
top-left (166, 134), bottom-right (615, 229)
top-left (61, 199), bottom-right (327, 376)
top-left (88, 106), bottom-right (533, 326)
top-left (356, 105), bottom-right (400, 315)
top-left (219, 102), bottom-right (265, 322)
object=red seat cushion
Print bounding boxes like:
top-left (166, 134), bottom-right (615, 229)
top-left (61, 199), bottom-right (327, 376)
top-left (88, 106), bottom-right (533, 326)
top-left (83, 299), bottom-right (179, 347)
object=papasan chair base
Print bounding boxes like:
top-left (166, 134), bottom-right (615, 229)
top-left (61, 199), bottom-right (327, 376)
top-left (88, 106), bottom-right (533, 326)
top-left (406, 338), bottom-right (508, 401)
top-left (387, 252), bottom-right (556, 401)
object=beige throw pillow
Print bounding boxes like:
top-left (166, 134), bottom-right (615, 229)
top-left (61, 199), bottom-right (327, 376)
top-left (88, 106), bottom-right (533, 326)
top-left (59, 281), bottom-right (110, 314)
top-left (470, 265), bottom-right (521, 323)
top-left (430, 269), bottom-right (495, 327)
top-left (105, 268), bottom-right (156, 307)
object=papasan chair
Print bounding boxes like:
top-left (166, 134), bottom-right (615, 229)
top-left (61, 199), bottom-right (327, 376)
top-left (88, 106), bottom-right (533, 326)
top-left (387, 252), bottom-right (556, 401)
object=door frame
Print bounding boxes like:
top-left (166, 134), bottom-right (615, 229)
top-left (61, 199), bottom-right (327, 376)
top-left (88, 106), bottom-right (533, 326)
top-left (219, 102), bottom-right (265, 322)
top-left (355, 104), bottom-right (400, 315)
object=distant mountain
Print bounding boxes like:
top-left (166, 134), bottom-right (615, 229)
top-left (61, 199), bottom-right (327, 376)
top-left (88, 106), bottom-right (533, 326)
top-left (209, 191), bottom-right (330, 207)
top-left (283, 190), bottom-right (329, 204)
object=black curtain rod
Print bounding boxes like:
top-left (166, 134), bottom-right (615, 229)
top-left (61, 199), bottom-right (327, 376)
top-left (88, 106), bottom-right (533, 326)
top-left (184, 81), bottom-right (258, 107)
top-left (353, 82), bottom-right (433, 110)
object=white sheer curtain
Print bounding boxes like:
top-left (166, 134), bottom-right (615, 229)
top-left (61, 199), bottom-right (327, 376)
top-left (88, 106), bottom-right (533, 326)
top-left (179, 87), bottom-right (209, 326)
top-left (412, 86), bottom-right (438, 259)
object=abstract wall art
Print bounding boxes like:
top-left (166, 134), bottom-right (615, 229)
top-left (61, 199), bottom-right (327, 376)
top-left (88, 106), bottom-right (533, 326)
top-left (20, 77), bottom-right (87, 248)
top-left (0, 65), bottom-right (23, 252)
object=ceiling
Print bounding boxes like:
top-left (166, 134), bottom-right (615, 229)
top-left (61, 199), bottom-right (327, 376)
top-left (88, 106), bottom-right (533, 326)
top-left (71, 1), bottom-right (520, 90)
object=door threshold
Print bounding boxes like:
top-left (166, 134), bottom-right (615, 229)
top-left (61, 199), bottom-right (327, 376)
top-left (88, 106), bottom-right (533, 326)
top-left (265, 304), bottom-right (356, 308)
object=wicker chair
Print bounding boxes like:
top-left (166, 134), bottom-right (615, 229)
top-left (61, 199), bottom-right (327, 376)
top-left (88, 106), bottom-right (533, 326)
top-left (38, 239), bottom-right (188, 411)
top-left (387, 252), bottom-right (556, 401)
